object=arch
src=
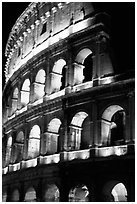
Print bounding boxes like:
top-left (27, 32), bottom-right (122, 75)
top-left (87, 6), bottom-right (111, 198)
top-left (34, 69), bottom-right (46, 100)
top-left (53, 59), bottom-right (66, 74)
top-left (28, 125), bottom-right (40, 159)
top-left (35, 69), bottom-right (46, 83)
top-left (69, 112), bottom-right (89, 150)
top-left (112, 183), bottom-right (127, 201)
top-left (24, 187), bottom-right (37, 202)
top-left (44, 118), bottom-right (62, 155)
top-left (29, 125), bottom-right (41, 139)
top-left (47, 118), bottom-right (61, 133)
top-left (74, 48), bottom-right (93, 84)
top-left (21, 78), bottom-right (30, 106)
top-left (102, 181), bottom-right (128, 202)
top-left (69, 184), bottom-right (89, 202)
top-left (12, 131), bottom-right (24, 163)
top-left (5, 136), bottom-right (12, 165)
top-left (11, 188), bottom-right (20, 202)
top-left (22, 78), bottom-right (30, 91)
top-left (16, 131), bottom-right (24, 143)
top-left (11, 87), bottom-right (19, 114)
top-left (102, 105), bottom-right (123, 121)
top-left (51, 59), bottom-right (66, 93)
top-left (44, 184), bottom-right (60, 202)
top-left (75, 48), bottom-right (92, 64)
top-left (101, 105), bottom-right (126, 146)
top-left (71, 111), bottom-right (88, 127)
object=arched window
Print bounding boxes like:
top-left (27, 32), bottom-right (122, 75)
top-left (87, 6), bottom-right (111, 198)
top-left (24, 187), bottom-right (37, 202)
top-left (5, 136), bottom-right (12, 166)
top-left (11, 87), bottom-right (18, 114)
top-left (69, 184), bottom-right (89, 202)
top-left (69, 112), bottom-right (90, 150)
top-left (74, 48), bottom-right (93, 85)
top-left (11, 131), bottom-right (24, 163)
top-left (34, 69), bottom-right (46, 101)
top-left (102, 181), bottom-right (128, 202)
top-left (51, 59), bottom-right (66, 93)
top-left (44, 118), bottom-right (61, 155)
top-left (101, 105), bottom-right (126, 146)
top-left (11, 189), bottom-right (20, 202)
top-left (21, 79), bottom-right (30, 107)
top-left (44, 184), bottom-right (60, 202)
top-left (28, 125), bottom-right (40, 159)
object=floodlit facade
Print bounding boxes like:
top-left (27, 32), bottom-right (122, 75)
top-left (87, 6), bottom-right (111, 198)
top-left (2, 2), bottom-right (135, 202)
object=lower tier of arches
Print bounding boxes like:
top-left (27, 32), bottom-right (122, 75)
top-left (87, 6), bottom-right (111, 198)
top-left (2, 155), bottom-right (135, 202)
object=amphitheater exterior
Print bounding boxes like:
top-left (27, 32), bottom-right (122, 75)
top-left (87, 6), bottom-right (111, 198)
top-left (2, 2), bottom-right (135, 202)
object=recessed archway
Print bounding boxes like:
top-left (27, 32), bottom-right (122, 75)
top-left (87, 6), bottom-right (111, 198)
top-left (69, 184), bottom-right (89, 202)
top-left (24, 187), bottom-right (37, 202)
top-left (5, 136), bottom-right (12, 165)
top-left (44, 118), bottom-right (61, 154)
top-left (11, 188), bottom-right (20, 202)
top-left (102, 181), bottom-right (128, 202)
top-left (21, 78), bottom-right (30, 106)
top-left (101, 105), bottom-right (125, 146)
top-left (28, 125), bottom-right (40, 159)
top-left (44, 184), bottom-right (60, 202)
top-left (74, 48), bottom-right (93, 84)
top-left (69, 112), bottom-right (90, 150)
top-left (51, 59), bottom-right (66, 93)
top-left (34, 69), bottom-right (46, 100)
top-left (12, 131), bottom-right (24, 163)
top-left (11, 87), bottom-right (18, 114)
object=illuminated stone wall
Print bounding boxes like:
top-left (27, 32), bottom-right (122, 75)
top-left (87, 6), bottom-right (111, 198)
top-left (2, 2), bottom-right (135, 202)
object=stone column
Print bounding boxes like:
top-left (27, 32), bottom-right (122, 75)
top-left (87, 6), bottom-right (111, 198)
top-left (73, 62), bottom-right (85, 85)
top-left (22, 31), bottom-right (27, 58)
top-left (60, 117), bottom-right (69, 152)
top-left (91, 100), bottom-right (98, 146)
top-left (35, 20), bottom-right (41, 46)
top-left (5, 132), bottom-right (13, 166)
top-left (22, 122), bottom-right (29, 160)
top-left (49, 72), bottom-right (62, 94)
top-left (17, 79), bottom-right (22, 110)
top-left (29, 73), bottom-right (35, 104)
top-left (127, 92), bottom-right (135, 143)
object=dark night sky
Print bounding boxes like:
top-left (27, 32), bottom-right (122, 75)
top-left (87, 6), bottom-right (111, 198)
top-left (2, 2), bottom-right (135, 89)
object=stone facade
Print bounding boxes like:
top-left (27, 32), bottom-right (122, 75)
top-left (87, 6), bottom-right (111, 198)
top-left (2, 2), bottom-right (135, 202)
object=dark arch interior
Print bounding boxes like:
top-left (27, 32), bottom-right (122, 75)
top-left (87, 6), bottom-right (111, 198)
top-left (60, 66), bottom-right (66, 90)
top-left (83, 54), bottom-right (93, 82)
top-left (110, 110), bottom-right (125, 145)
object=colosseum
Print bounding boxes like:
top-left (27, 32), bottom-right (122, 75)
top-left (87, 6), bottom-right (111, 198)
top-left (2, 2), bottom-right (135, 202)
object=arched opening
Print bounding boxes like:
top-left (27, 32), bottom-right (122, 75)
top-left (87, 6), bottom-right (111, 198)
top-left (11, 131), bottom-right (24, 163)
top-left (21, 79), bottom-right (30, 107)
top-left (102, 181), bottom-right (128, 202)
top-left (34, 69), bottom-right (46, 101)
top-left (101, 105), bottom-right (126, 146)
top-left (11, 87), bottom-right (18, 114)
top-left (24, 187), bottom-right (37, 202)
top-left (28, 125), bottom-right (40, 159)
top-left (69, 112), bottom-right (90, 150)
top-left (69, 184), bottom-right (89, 202)
top-left (74, 48), bottom-right (93, 85)
top-left (11, 189), bottom-right (20, 202)
top-left (44, 184), bottom-right (60, 202)
top-left (44, 118), bottom-right (61, 155)
top-left (5, 136), bottom-right (12, 166)
top-left (51, 59), bottom-right (66, 93)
